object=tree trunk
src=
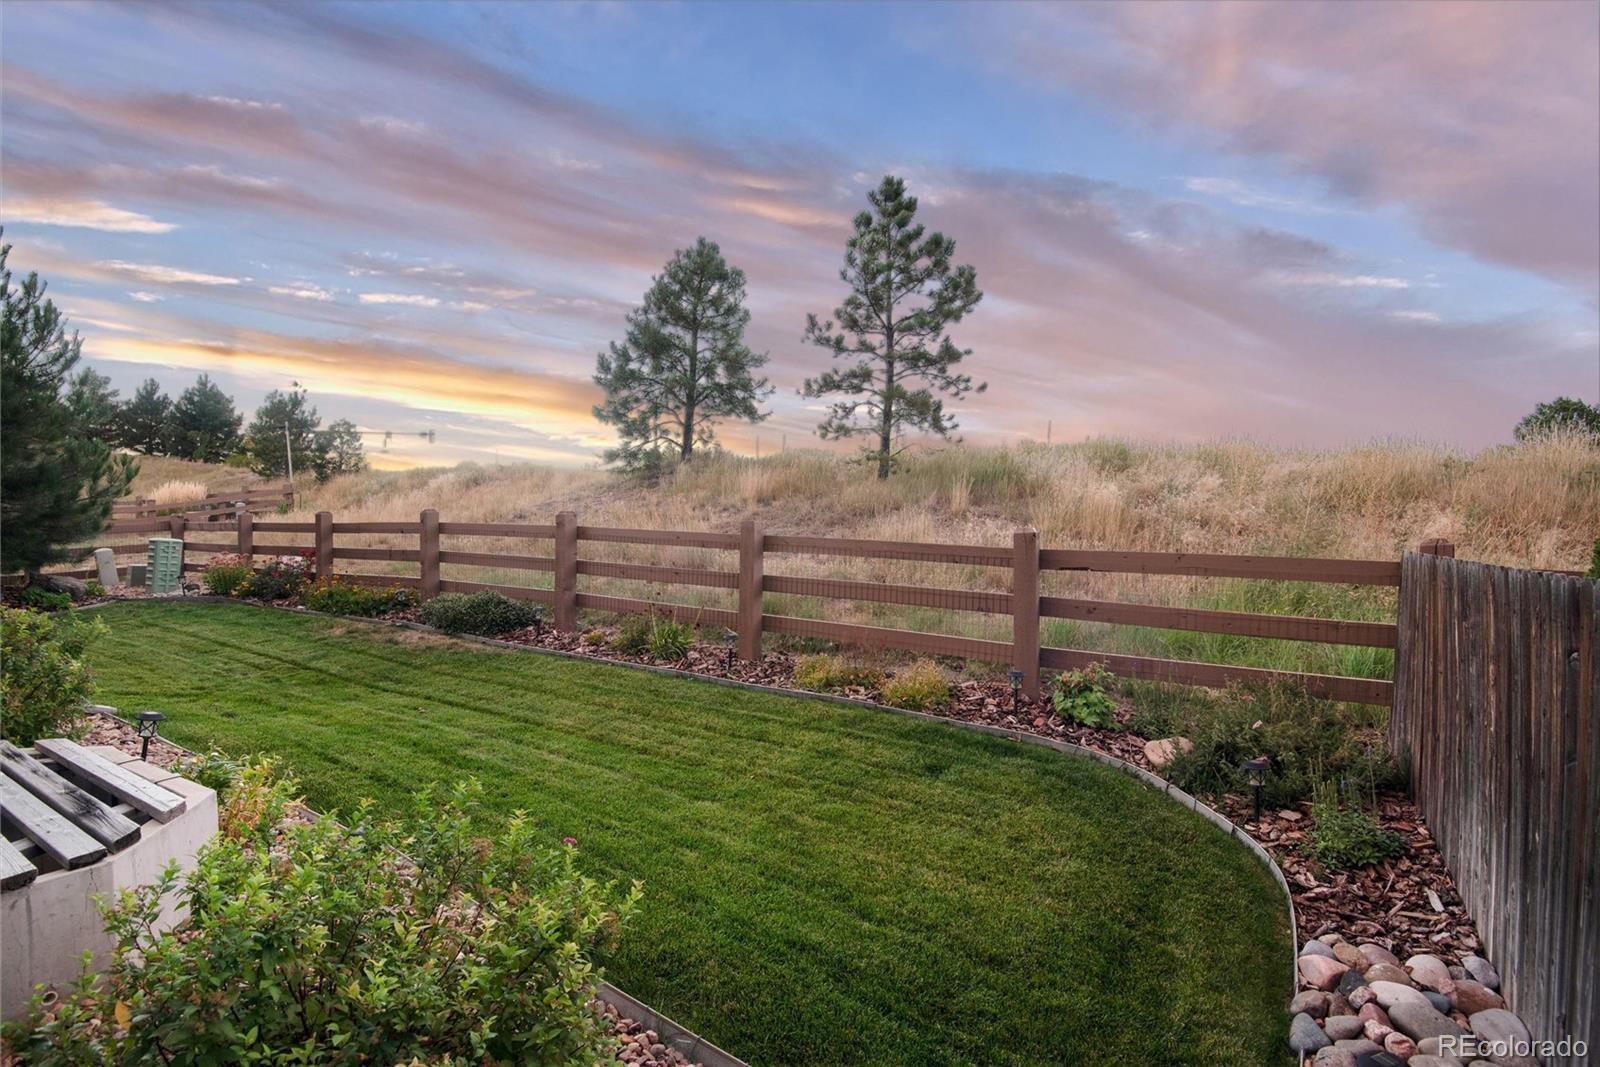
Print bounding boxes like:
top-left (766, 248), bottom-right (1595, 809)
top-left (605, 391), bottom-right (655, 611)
top-left (877, 357), bottom-right (894, 480)
top-left (681, 327), bottom-right (699, 461)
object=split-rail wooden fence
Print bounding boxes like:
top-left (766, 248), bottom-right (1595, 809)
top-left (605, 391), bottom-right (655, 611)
top-left (137, 507), bottom-right (1410, 705)
top-left (1392, 549), bottom-right (1597, 1061)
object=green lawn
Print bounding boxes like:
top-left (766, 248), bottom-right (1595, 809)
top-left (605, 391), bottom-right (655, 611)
top-left (82, 601), bottom-right (1291, 1066)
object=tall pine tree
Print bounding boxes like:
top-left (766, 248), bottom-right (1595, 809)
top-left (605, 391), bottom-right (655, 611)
top-left (594, 238), bottom-right (771, 473)
top-left (170, 373), bottom-right (243, 461)
top-left (801, 176), bottom-right (984, 479)
top-left (116, 378), bottom-right (172, 454)
top-left (0, 235), bottom-right (136, 573)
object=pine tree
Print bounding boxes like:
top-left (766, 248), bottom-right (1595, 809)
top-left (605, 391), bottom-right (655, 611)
top-left (117, 378), bottom-right (173, 454)
top-left (594, 238), bottom-right (771, 472)
top-left (313, 419), bottom-right (367, 480)
top-left (246, 387), bottom-right (322, 480)
top-left (801, 175), bottom-right (984, 479)
top-left (170, 373), bottom-right (243, 461)
top-left (67, 367), bottom-right (120, 441)
top-left (0, 235), bottom-right (137, 573)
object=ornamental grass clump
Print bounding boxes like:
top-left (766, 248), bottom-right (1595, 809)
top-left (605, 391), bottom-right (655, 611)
top-left (4, 778), bottom-right (641, 1066)
top-left (880, 659), bottom-right (950, 710)
top-left (792, 653), bottom-right (883, 692)
top-left (645, 618), bottom-right (693, 661)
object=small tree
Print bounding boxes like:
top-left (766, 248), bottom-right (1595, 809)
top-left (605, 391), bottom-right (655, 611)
top-left (116, 377), bottom-right (173, 454)
top-left (246, 387), bottom-right (322, 480)
top-left (801, 175), bottom-right (984, 478)
top-left (313, 418), bottom-right (366, 480)
top-left (170, 373), bottom-right (243, 462)
top-left (1514, 396), bottom-right (1600, 443)
top-left (0, 236), bottom-right (136, 573)
top-left (594, 237), bottom-right (771, 471)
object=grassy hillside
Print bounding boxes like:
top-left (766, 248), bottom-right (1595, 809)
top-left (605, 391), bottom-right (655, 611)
top-left (169, 436), bottom-right (1600, 683)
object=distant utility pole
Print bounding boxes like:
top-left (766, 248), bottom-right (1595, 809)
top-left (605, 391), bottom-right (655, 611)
top-left (1046, 420), bottom-right (1052, 445)
top-left (283, 422), bottom-right (295, 497)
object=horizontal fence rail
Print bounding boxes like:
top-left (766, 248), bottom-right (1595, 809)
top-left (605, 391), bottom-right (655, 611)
top-left (60, 506), bottom-right (1430, 708)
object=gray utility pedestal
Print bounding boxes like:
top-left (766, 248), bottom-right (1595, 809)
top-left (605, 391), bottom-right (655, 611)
top-left (93, 547), bottom-right (118, 588)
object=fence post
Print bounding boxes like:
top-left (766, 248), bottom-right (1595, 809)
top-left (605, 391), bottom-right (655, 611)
top-left (554, 510), bottom-right (577, 631)
top-left (738, 518), bottom-right (764, 661)
top-left (315, 511), bottom-right (333, 578)
top-left (1419, 538), bottom-right (1455, 558)
top-left (237, 512), bottom-right (253, 560)
top-left (419, 509), bottom-right (440, 600)
top-left (168, 513), bottom-right (187, 581)
top-left (1013, 528), bottom-right (1041, 701)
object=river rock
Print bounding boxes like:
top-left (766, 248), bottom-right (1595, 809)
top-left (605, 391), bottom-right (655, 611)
top-left (1370, 980), bottom-right (1432, 1011)
top-left (1329, 993), bottom-right (1353, 1016)
top-left (1293, 991), bottom-right (1331, 1019)
top-left (1300, 954), bottom-right (1350, 990)
top-left (1333, 941), bottom-right (1367, 970)
top-left (1363, 1018), bottom-right (1394, 1044)
top-left (1303, 939), bottom-right (1339, 959)
top-left (1325, 1015), bottom-right (1365, 1040)
top-left (1359, 1002), bottom-right (1391, 1027)
top-left (1409, 1057), bottom-right (1466, 1067)
top-left (1466, 1007), bottom-right (1528, 1046)
top-left (1291, 1012), bottom-right (1333, 1052)
top-left (1424, 990), bottom-right (1454, 1014)
top-left (1449, 980), bottom-right (1503, 1015)
top-left (1365, 963), bottom-right (1414, 987)
top-left (1348, 985), bottom-right (1378, 1009)
top-left (1334, 1037), bottom-right (1382, 1056)
top-left (1407, 954), bottom-right (1456, 995)
top-left (1385, 1031), bottom-right (1418, 1059)
top-left (1338, 969), bottom-right (1370, 998)
top-left (1142, 736), bottom-right (1192, 768)
top-left (1461, 955), bottom-right (1500, 990)
top-left (1360, 943), bottom-right (1402, 970)
top-left (1389, 1000), bottom-right (1468, 1043)
top-left (1313, 1049), bottom-right (1358, 1067)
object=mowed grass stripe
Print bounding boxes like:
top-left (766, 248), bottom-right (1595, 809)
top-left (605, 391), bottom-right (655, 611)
top-left (84, 602), bottom-right (1291, 1066)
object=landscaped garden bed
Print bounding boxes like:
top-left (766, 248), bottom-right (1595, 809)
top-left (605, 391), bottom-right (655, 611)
top-left (74, 599), bottom-right (1294, 1065)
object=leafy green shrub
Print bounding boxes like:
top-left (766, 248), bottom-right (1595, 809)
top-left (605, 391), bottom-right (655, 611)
top-left (581, 628), bottom-right (609, 646)
top-left (1051, 663), bottom-right (1119, 728)
top-left (1588, 536), bottom-right (1599, 579)
top-left (83, 580), bottom-right (106, 599)
top-left (4, 780), bottom-right (640, 1065)
top-left (417, 590), bottom-right (540, 635)
top-left (299, 576), bottom-right (417, 617)
top-left (0, 607), bottom-right (104, 745)
top-left (202, 553), bottom-right (254, 596)
top-left (880, 659), bottom-right (950, 710)
top-left (611, 613), bottom-right (654, 654)
top-left (646, 618), bottom-right (693, 660)
top-left (19, 586), bottom-right (72, 612)
top-left (792, 654), bottom-right (883, 692)
top-left (173, 750), bottom-right (242, 799)
top-left (1309, 789), bottom-right (1404, 869)
top-left (238, 554), bottom-right (313, 600)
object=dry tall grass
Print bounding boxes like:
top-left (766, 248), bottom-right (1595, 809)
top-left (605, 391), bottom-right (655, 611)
top-left (147, 479), bottom-right (211, 506)
top-left (123, 453), bottom-right (265, 497)
top-left (196, 435), bottom-right (1599, 682)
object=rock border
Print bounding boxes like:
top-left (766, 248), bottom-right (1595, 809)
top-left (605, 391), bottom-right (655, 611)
top-left (84, 596), bottom-right (1302, 1004)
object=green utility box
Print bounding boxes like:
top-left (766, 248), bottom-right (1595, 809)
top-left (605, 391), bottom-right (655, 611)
top-left (145, 538), bottom-right (184, 594)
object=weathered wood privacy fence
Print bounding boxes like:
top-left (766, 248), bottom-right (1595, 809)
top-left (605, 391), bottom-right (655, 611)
top-left (1392, 550), bottom-right (1598, 1061)
top-left (159, 508), bottom-right (1408, 705)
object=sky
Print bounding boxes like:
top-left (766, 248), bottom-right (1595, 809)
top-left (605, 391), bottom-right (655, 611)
top-left (3, 0), bottom-right (1597, 470)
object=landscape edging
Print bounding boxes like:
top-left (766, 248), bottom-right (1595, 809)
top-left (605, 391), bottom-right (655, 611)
top-left (89, 594), bottom-right (1301, 1005)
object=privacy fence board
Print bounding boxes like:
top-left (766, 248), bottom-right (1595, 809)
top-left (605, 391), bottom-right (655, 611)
top-left (75, 507), bottom-right (1414, 706)
top-left (1392, 552), bottom-right (1597, 1063)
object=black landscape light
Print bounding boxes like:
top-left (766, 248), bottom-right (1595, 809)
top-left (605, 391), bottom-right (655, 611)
top-left (1008, 668), bottom-right (1024, 713)
top-left (1240, 756), bottom-right (1270, 820)
top-left (136, 710), bottom-right (167, 761)
top-left (722, 629), bottom-right (738, 671)
top-left (531, 607), bottom-right (544, 639)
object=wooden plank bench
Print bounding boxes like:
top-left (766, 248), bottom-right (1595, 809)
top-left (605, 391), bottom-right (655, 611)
top-left (33, 740), bottom-right (186, 823)
top-left (0, 776), bottom-right (107, 870)
top-left (0, 836), bottom-right (36, 890)
top-left (0, 742), bottom-right (142, 851)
